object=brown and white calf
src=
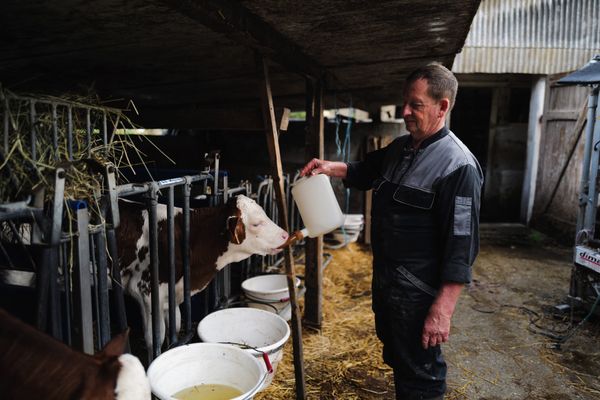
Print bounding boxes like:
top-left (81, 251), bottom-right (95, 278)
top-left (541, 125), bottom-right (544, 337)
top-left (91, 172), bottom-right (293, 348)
top-left (0, 308), bottom-right (150, 400)
top-left (116, 194), bottom-right (288, 350)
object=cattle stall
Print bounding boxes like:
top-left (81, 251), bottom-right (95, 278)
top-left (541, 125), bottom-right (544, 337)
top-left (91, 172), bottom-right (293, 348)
top-left (0, 89), bottom-right (133, 354)
top-left (0, 89), bottom-right (303, 363)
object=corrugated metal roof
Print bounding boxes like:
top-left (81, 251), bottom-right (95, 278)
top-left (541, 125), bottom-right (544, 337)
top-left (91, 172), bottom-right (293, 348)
top-left (452, 0), bottom-right (600, 74)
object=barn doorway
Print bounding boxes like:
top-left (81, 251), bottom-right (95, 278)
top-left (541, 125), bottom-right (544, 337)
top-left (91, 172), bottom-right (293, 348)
top-left (452, 85), bottom-right (531, 222)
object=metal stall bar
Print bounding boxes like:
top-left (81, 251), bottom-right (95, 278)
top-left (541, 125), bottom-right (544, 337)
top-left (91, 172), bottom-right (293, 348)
top-left (47, 168), bottom-right (66, 340)
top-left (576, 86), bottom-right (599, 240)
top-left (88, 233), bottom-right (102, 350)
top-left (167, 186), bottom-right (177, 345)
top-left (71, 201), bottom-right (94, 354)
top-left (94, 228), bottom-right (111, 348)
top-left (181, 177), bottom-right (193, 336)
top-left (118, 175), bottom-right (209, 358)
top-left (103, 164), bottom-right (129, 343)
top-left (147, 182), bottom-right (161, 360)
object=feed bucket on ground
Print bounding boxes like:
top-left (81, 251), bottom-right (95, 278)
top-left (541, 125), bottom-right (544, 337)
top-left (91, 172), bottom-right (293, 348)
top-left (147, 343), bottom-right (265, 400)
top-left (197, 307), bottom-right (291, 389)
top-left (241, 274), bottom-right (301, 321)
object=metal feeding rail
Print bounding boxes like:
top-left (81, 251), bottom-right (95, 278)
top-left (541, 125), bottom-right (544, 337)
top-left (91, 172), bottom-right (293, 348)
top-left (0, 89), bottom-right (125, 354)
top-left (558, 55), bottom-right (600, 312)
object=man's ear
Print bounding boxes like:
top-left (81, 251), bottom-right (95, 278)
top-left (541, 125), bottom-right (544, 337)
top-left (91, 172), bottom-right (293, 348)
top-left (227, 215), bottom-right (246, 245)
top-left (439, 98), bottom-right (450, 116)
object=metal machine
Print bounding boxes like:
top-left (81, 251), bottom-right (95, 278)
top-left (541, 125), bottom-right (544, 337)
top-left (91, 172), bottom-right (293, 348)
top-left (559, 55), bottom-right (600, 312)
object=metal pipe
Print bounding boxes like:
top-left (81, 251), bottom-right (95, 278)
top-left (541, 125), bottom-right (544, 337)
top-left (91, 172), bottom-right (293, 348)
top-left (147, 183), bottom-right (161, 359)
top-left (576, 86), bottom-right (599, 239)
top-left (89, 234), bottom-right (102, 350)
top-left (95, 230), bottom-right (111, 348)
top-left (213, 153), bottom-right (220, 196)
top-left (167, 186), bottom-right (177, 345)
top-left (72, 202), bottom-right (94, 354)
top-left (182, 177), bottom-right (192, 334)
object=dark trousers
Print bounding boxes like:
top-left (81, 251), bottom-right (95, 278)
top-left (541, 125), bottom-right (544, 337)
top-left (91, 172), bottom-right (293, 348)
top-left (374, 293), bottom-right (447, 400)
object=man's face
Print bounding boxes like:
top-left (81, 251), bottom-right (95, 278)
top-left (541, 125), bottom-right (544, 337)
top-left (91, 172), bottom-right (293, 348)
top-left (401, 78), bottom-right (444, 139)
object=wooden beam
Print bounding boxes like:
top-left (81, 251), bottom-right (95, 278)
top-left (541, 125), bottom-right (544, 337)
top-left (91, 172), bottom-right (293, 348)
top-left (257, 55), bottom-right (306, 399)
top-left (303, 77), bottom-right (324, 328)
top-left (162, 0), bottom-right (325, 80)
top-left (363, 136), bottom-right (380, 246)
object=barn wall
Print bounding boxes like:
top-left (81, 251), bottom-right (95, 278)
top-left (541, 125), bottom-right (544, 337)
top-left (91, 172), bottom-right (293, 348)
top-left (531, 79), bottom-right (589, 242)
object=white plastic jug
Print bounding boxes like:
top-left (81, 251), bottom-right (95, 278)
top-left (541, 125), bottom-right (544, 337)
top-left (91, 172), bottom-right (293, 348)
top-left (291, 174), bottom-right (345, 239)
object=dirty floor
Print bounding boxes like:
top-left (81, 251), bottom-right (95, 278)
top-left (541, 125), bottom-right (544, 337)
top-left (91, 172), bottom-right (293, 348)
top-left (258, 224), bottom-right (600, 400)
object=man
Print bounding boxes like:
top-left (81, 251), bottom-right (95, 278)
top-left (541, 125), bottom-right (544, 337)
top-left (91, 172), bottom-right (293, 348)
top-left (300, 63), bottom-right (483, 400)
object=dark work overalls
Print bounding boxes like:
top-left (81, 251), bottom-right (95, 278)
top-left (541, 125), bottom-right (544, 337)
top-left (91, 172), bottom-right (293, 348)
top-left (345, 128), bottom-right (483, 400)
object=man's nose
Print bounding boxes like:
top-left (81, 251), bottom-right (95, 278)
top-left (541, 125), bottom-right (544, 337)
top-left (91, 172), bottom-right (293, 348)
top-left (402, 104), bottom-right (411, 117)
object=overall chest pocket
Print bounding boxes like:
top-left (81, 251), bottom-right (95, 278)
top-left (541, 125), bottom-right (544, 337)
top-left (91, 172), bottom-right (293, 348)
top-left (393, 184), bottom-right (435, 210)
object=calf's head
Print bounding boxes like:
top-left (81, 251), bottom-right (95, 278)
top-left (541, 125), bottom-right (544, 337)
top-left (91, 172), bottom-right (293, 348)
top-left (227, 195), bottom-right (288, 256)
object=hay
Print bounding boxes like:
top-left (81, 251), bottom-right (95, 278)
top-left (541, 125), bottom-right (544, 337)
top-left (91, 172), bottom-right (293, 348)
top-left (0, 87), bottom-right (163, 219)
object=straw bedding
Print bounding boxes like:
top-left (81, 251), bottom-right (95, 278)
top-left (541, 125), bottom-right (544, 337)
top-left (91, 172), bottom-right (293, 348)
top-left (257, 243), bottom-right (395, 400)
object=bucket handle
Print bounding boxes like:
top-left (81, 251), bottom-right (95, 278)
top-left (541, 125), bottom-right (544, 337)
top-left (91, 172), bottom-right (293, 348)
top-left (218, 341), bottom-right (273, 373)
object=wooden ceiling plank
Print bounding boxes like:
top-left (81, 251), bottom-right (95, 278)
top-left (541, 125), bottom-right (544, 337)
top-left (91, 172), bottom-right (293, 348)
top-left (161, 0), bottom-right (327, 80)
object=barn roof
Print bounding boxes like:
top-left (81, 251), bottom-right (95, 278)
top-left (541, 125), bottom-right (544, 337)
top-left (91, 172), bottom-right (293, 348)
top-left (0, 0), bottom-right (480, 128)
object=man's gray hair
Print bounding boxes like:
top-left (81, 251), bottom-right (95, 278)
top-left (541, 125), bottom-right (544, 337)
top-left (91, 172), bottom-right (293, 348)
top-left (405, 63), bottom-right (458, 110)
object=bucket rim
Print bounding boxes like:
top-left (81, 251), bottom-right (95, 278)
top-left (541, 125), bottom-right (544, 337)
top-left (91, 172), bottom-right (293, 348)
top-left (197, 307), bottom-right (291, 354)
top-left (147, 343), bottom-right (266, 400)
top-left (241, 274), bottom-right (301, 296)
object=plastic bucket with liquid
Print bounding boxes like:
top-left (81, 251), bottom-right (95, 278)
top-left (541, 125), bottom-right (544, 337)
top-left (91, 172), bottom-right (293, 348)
top-left (197, 307), bottom-right (291, 389)
top-left (147, 343), bottom-right (266, 400)
top-left (241, 274), bottom-right (301, 321)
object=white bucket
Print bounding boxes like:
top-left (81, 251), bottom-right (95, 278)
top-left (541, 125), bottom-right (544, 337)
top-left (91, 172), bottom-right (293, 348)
top-left (197, 308), bottom-right (291, 389)
top-left (147, 343), bottom-right (266, 400)
top-left (241, 274), bottom-right (300, 321)
top-left (291, 174), bottom-right (345, 238)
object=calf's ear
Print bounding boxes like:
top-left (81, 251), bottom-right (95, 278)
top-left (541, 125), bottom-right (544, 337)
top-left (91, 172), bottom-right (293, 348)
top-left (227, 216), bottom-right (246, 245)
top-left (96, 328), bottom-right (129, 360)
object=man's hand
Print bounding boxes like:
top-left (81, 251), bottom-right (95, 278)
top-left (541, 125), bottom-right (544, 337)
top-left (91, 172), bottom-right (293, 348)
top-left (300, 158), bottom-right (348, 179)
top-left (421, 282), bottom-right (464, 349)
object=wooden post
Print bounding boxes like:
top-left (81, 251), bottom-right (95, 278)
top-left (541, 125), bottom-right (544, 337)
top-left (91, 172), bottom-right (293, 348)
top-left (303, 77), bottom-right (324, 328)
top-left (257, 54), bottom-right (306, 400)
top-left (363, 136), bottom-right (380, 245)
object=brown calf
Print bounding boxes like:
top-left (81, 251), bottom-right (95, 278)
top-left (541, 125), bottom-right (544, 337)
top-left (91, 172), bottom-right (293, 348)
top-left (0, 308), bottom-right (150, 400)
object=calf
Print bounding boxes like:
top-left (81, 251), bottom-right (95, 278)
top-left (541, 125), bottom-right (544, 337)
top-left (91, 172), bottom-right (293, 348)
top-left (116, 194), bottom-right (288, 350)
top-left (0, 308), bottom-right (150, 400)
